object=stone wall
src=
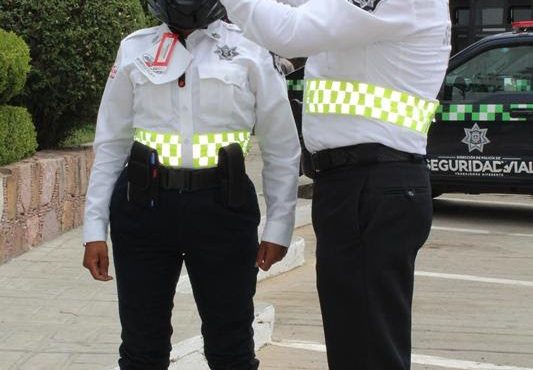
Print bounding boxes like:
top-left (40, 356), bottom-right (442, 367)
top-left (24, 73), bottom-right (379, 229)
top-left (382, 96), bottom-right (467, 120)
top-left (0, 147), bottom-right (94, 264)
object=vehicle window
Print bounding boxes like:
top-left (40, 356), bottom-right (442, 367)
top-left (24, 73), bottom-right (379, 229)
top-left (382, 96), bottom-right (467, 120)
top-left (474, 0), bottom-right (504, 26)
top-left (510, 7), bottom-right (532, 22)
top-left (454, 8), bottom-right (470, 25)
top-left (443, 46), bottom-right (533, 102)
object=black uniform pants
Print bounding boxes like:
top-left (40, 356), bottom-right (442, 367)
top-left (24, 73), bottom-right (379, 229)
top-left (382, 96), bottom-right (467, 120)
top-left (312, 161), bottom-right (433, 370)
top-left (109, 170), bottom-right (261, 370)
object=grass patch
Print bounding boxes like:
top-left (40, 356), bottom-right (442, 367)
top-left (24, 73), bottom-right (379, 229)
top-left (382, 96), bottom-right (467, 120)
top-left (59, 123), bottom-right (95, 148)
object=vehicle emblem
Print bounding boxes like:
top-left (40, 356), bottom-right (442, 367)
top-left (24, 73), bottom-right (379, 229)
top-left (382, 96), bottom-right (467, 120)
top-left (462, 123), bottom-right (491, 152)
top-left (215, 45), bottom-right (239, 61)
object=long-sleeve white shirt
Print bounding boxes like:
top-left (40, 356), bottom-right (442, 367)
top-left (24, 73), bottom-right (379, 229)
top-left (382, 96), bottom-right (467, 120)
top-left (83, 20), bottom-right (301, 247)
top-left (221, 0), bottom-right (451, 154)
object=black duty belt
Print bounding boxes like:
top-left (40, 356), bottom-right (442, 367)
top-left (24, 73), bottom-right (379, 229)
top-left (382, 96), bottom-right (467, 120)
top-left (311, 143), bottom-right (425, 173)
top-left (158, 166), bottom-right (220, 191)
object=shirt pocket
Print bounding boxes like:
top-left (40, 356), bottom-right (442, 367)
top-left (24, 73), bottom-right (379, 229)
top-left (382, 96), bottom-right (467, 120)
top-left (198, 63), bottom-right (248, 123)
top-left (130, 68), bottom-right (173, 123)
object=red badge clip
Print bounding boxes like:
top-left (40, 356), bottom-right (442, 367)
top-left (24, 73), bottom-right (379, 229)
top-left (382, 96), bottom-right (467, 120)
top-left (151, 32), bottom-right (179, 67)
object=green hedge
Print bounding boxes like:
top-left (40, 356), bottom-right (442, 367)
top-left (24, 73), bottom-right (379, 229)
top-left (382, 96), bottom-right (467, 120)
top-left (0, 1), bottom-right (146, 148)
top-left (0, 29), bottom-right (30, 104)
top-left (0, 105), bottom-right (37, 166)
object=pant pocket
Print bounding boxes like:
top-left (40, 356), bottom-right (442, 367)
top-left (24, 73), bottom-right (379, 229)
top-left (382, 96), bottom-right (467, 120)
top-left (359, 184), bottom-right (433, 254)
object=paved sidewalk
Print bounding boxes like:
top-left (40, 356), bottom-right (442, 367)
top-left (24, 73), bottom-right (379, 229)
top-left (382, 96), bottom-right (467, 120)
top-left (0, 226), bottom-right (203, 370)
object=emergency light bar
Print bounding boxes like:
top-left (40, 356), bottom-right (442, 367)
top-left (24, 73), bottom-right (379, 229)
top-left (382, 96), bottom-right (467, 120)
top-left (512, 21), bottom-right (533, 32)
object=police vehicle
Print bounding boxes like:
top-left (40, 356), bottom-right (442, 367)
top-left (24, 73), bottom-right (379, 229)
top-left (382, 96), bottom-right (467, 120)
top-left (428, 21), bottom-right (533, 196)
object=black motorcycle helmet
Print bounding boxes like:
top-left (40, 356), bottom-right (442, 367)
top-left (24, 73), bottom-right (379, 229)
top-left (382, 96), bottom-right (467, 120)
top-left (147, 0), bottom-right (227, 32)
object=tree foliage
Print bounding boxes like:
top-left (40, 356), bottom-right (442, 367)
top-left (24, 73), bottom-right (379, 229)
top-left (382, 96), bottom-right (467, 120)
top-left (0, 0), bottom-right (146, 148)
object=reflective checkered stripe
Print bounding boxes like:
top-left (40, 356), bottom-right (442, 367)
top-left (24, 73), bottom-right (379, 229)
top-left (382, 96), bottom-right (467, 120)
top-left (134, 128), bottom-right (182, 167)
top-left (436, 104), bottom-right (533, 122)
top-left (193, 131), bottom-right (251, 168)
top-left (304, 79), bottom-right (439, 135)
top-left (134, 129), bottom-right (251, 168)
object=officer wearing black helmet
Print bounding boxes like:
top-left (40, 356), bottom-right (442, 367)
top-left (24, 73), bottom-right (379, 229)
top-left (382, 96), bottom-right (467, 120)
top-left (81, 0), bottom-right (301, 368)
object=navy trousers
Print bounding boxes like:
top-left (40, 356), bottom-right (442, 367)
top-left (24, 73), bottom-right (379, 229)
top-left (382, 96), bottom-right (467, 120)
top-left (313, 161), bottom-right (433, 370)
top-left (109, 170), bottom-right (260, 370)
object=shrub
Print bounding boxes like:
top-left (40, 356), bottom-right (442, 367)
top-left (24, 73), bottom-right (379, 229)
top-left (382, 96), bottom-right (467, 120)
top-left (0, 29), bottom-right (31, 104)
top-left (0, 105), bottom-right (37, 166)
top-left (0, 0), bottom-right (146, 148)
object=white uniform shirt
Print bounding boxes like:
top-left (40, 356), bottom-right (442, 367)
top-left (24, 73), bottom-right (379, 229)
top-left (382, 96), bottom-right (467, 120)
top-left (221, 0), bottom-right (451, 154)
top-left (83, 20), bottom-right (301, 247)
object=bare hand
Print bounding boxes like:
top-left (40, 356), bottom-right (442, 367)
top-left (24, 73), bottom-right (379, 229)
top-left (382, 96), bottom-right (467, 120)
top-left (83, 241), bottom-right (113, 281)
top-left (256, 241), bottom-right (288, 271)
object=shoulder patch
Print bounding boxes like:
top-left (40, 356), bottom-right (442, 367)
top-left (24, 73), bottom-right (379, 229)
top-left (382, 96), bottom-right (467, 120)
top-left (349, 0), bottom-right (382, 11)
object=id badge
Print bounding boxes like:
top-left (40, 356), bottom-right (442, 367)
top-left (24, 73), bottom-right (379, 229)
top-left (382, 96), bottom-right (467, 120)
top-left (134, 32), bottom-right (192, 85)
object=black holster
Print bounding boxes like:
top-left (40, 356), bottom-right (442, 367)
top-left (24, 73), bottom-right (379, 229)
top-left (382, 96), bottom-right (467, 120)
top-left (218, 143), bottom-right (246, 208)
top-left (301, 146), bottom-right (316, 179)
top-left (290, 97), bottom-right (316, 179)
top-left (127, 141), bottom-right (160, 207)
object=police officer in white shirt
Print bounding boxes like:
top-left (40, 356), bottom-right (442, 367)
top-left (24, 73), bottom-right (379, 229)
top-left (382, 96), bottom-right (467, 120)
top-left (219, 0), bottom-right (451, 368)
top-left (82, 0), bottom-right (300, 368)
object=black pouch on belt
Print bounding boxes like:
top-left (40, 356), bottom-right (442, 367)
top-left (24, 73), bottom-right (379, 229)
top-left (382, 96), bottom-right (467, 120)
top-left (127, 141), bottom-right (160, 207)
top-left (218, 143), bottom-right (246, 208)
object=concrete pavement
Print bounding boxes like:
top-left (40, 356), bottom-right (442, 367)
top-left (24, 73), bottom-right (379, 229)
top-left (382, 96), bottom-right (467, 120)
top-left (0, 226), bottom-right (202, 370)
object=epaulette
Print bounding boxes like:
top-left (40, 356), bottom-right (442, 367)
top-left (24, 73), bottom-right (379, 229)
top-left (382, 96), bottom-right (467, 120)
top-left (123, 26), bottom-right (161, 42)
